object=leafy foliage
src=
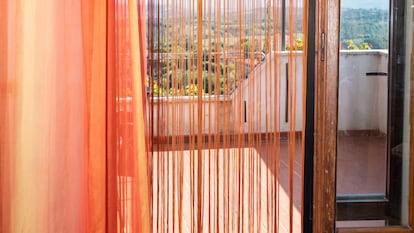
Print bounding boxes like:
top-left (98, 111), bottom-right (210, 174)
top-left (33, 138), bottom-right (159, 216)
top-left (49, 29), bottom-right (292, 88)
top-left (340, 8), bottom-right (388, 49)
top-left (286, 37), bottom-right (304, 51)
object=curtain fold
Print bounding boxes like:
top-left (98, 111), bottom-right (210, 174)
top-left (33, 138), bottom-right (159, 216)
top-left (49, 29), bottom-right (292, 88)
top-left (10, 0), bottom-right (87, 231)
top-left (0, 0), bottom-right (11, 232)
top-left (81, 1), bottom-right (108, 232)
top-left (128, 0), bottom-right (151, 232)
top-left (0, 0), bottom-right (151, 232)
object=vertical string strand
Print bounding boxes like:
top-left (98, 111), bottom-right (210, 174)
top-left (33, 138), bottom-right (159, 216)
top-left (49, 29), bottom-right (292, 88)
top-left (301, 1), bottom-right (309, 232)
top-left (288, 0), bottom-right (298, 231)
top-left (147, 0), bottom-right (307, 232)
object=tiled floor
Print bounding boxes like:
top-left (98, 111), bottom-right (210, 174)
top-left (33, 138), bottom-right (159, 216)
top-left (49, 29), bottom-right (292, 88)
top-left (151, 133), bottom-right (387, 232)
top-left (337, 132), bottom-right (387, 195)
top-left (336, 132), bottom-right (388, 228)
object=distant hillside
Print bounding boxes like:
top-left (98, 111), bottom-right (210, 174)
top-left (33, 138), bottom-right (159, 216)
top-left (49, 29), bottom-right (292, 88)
top-left (148, 4), bottom-right (389, 50)
top-left (340, 8), bottom-right (389, 49)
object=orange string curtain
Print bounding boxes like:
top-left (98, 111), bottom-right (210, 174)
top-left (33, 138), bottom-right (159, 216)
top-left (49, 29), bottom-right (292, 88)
top-left (147, 0), bottom-right (308, 232)
top-left (0, 0), bottom-right (150, 233)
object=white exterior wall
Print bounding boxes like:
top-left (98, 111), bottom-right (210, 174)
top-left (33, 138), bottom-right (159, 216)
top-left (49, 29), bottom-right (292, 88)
top-left (338, 50), bottom-right (388, 133)
top-left (232, 51), bottom-right (304, 133)
top-left (151, 97), bottom-right (233, 136)
top-left (151, 50), bottom-right (388, 136)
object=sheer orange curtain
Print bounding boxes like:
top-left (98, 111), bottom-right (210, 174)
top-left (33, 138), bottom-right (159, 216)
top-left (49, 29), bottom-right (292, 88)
top-left (0, 0), bottom-right (150, 232)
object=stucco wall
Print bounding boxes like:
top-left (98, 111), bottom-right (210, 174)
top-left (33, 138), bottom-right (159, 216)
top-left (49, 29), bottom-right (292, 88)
top-left (338, 50), bottom-right (388, 133)
top-left (150, 50), bottom-right (388, 136)
top-left (233, 51), bottom-right (304, 133)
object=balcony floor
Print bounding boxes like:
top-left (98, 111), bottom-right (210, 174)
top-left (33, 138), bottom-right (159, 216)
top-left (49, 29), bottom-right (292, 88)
top-left (151, 133), bottom-right (387, 232)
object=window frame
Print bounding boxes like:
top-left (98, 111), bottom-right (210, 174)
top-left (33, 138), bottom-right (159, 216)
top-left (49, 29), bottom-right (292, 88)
top-left (313, 0), bottom-right (414, 232)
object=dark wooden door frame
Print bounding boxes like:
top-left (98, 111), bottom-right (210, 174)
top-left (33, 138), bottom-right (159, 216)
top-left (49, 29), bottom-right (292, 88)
top-left (312, 0), bottom-right (340, 232)
top-left (313, 0), bottom-right (414, 232)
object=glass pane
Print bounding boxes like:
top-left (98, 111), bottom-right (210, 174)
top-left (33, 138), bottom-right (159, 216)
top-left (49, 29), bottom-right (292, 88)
top-left (337, 0), bottom-right (389, 196)
top-left (336, 0), bottom-right (412, 227)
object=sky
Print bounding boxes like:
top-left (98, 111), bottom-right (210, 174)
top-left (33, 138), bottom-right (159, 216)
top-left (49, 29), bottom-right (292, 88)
top-left (341, 0), bottom-right (389, 10)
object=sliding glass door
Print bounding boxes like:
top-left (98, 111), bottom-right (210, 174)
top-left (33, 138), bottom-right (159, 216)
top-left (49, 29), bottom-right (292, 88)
top-left (335, 0), bottom-right (414, 231)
